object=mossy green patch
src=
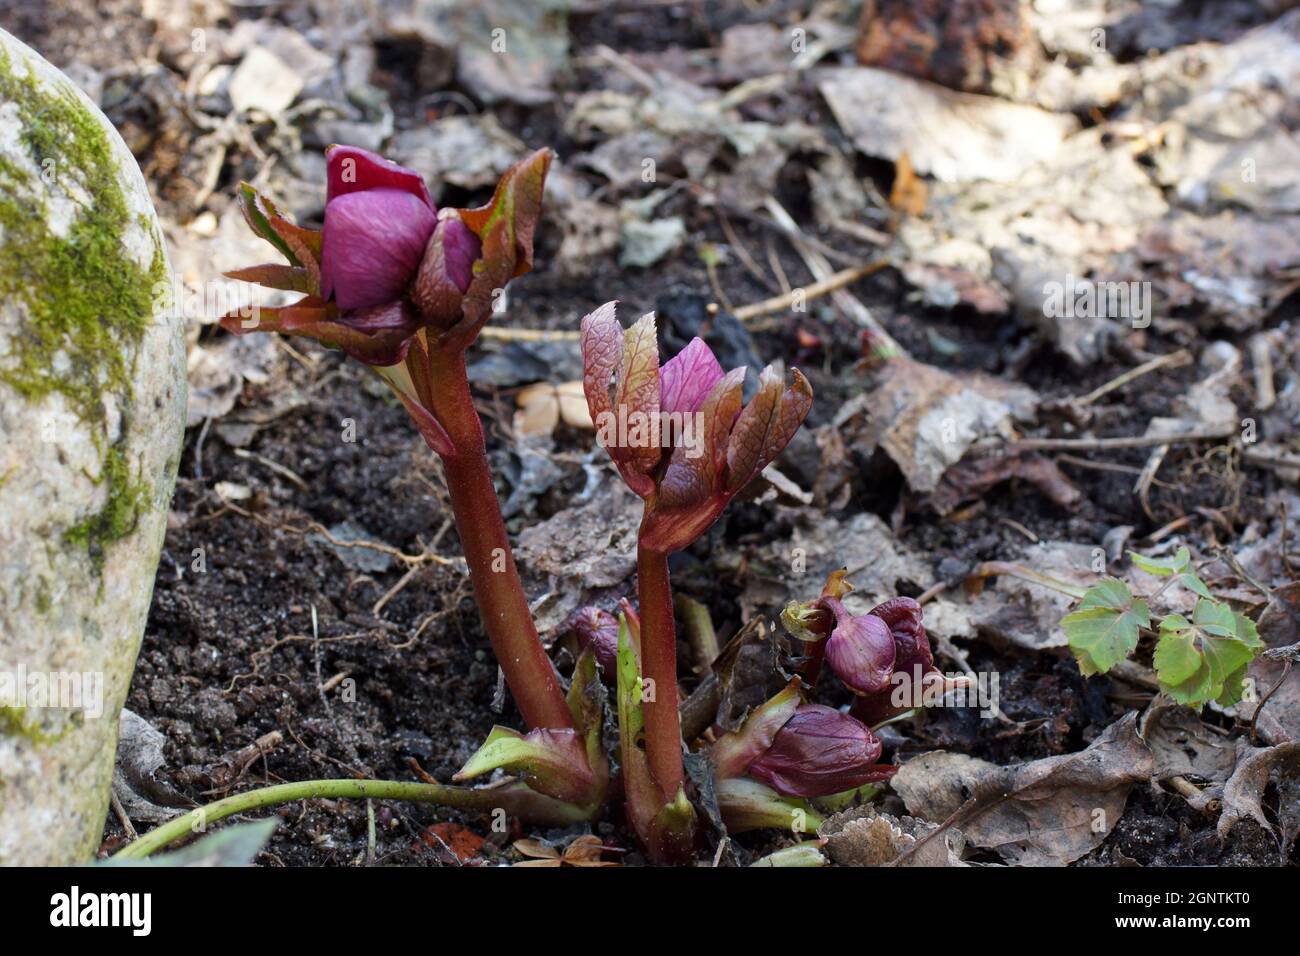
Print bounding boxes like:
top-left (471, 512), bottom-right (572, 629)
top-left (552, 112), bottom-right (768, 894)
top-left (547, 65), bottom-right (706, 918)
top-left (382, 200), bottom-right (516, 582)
top-left (64, 444), bottom-right (148, 555)
top-left (0, 44), bottom-right (166, 562)
top-left (0, 705), bottom-right (76, 746)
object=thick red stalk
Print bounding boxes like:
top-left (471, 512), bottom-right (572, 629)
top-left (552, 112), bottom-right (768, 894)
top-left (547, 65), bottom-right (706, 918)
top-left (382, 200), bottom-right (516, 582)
top-left (421, 344), bottom-right (573, 731)
top-left (636, 544), bottom-right (685, 802)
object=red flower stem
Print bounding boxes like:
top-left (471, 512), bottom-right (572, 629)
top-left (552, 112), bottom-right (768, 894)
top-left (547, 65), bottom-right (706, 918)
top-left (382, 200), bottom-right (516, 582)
top-left (422, 343), bottom-right (573, 731)
top-left (636, 544), bottom-right (685, 802)
top-left (800, 606), bottom-right (834, 689)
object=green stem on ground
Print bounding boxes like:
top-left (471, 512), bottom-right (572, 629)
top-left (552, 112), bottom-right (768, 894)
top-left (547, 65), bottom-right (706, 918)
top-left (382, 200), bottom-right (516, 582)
top-left (636, 545), bottom-right (685, 803)
top-left (676, 593), bottom-right (720, 677)
top-left (418, 343), bottom-right (573, 731)
top-left (113, 778), bottom-right (592, 860)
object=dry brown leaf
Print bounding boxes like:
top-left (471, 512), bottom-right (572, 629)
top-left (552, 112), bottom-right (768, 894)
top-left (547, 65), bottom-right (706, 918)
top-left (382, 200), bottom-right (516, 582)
top-left (1216, 739), bottom-right (1300, 851)
top-left (889, 151), bottom-right (928, 218)
top-left (820, 805), bottom-right (966, 867)
top-left (514, 381), bottom-right (592, 438)
top-left (512, 833), bottom-right (620, 867)
top-left (1139, 701), bottom-right (1237, 784)
top-left (892, 713), bottom-right (1153, 866)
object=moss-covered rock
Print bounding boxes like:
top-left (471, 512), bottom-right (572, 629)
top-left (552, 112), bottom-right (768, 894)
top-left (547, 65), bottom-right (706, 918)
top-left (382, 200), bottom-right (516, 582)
top-left (0, 29), bottom-right (185, 864)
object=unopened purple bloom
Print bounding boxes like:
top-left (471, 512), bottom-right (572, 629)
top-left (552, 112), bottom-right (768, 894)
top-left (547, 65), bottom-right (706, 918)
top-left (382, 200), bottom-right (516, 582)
top-left (321, 188), bottom-right (437, 311)
top-left (870, 597), bottom-right (932, 672)
top-left (659, 337), bottom-right (723, 415)
top-left (413, 214), bottom-right (482, 326)
top-left (823, 602), bottom-right (896, 697)
top-left (565, 606), bottom-right (620, 679)
top-left (748, 704), bottom-right (894, 798)
top-left (851, 596), bottom-right (944, 726)
top-left (580, 303), bottom-right (812, 554)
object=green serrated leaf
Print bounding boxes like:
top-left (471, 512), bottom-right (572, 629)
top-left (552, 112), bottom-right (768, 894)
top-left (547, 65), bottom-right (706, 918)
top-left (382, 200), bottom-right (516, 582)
top-left (1153, 599), bottom-right (1261, 708)
top-left (1215, 663), bottom-right (1251, 708)
top-left (1177, 572), bottom-right (1214, 600)
top-left (1063, 578), bottom-right (1149, 676)
top-left (1193, 598), bottom-right (1237, 637)
top-left (1234, 612), bottom-right (1264, 649)
top-left (1153, 626), bottom-right (1201, 686)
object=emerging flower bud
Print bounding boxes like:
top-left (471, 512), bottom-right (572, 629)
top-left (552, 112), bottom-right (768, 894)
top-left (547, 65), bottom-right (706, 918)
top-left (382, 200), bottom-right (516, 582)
top-left (851, 596), bottom-right (946, 726)
top-left (321, 193), bottom-right (434, 311)
top-left (413, 213), bottom-right (482, 329)
top-left (320, 146), bottom-right (437, 314)
top-left (564, 606), bottom-right (619, 679)
top-left (823, 601), bottom-right (896, 696)
top-left (747, 704), bottom-right (895, 798)
top-left (815, 594), bottom-right (960, 726)
top-left (580, 302), bottom-right (812, 554)
top-left (220, 145), bottom-right (551, 366)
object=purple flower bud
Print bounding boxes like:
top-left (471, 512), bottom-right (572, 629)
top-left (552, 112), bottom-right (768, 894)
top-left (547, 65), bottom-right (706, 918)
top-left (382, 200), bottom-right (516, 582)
top-left (413, 214), bottom-right (482, 327)
top-left (658, 337), bottom-right (723, 415)
top-left (326, 145), bottom-right (434, 208)
top-left (850, 596), bottom-right (943, 727)
top-left (321, 188), bottom-right (437, 312)
top-left (748, 704), bottom-right (894, 798)
top-left (565, 606), bottom-right (619, 679)
top-left (823, 601), bottom-right (896, 696)
top-left (579, 302), bottom-right (812, 554)
top-left (870, 597), bottom-right (933, 672)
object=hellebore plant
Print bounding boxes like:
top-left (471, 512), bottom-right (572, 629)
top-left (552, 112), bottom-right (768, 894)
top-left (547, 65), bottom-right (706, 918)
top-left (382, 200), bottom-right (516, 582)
top-left (580, 303), bottom-right (812, 858)
top-left (704, 571), bottom-right (965, 837)
top-left (223, 146), bottom-right (578, 737)
top-left (213, 144), bottom-right (609, 820)
top-left (114, 143), bottom-right (957, 866)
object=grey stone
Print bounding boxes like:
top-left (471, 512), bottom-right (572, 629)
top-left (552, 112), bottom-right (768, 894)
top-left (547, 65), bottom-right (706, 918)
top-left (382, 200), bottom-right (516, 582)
top-left (0, 30), bottom-right (186, 865)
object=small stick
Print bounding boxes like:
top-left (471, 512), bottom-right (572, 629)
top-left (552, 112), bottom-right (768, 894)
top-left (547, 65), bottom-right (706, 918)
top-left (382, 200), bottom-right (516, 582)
top-left (233, 447), bottom-right (310, 491)
top-left (733, 260), bottom-right (888, 322)
top-left (1135, 443), bottom-right (1169, 521)
top-left (1144, 514), bottom-right (1193, 543)
top-left (479, 327), bottom-right (580, 342)
top-left (1077, 349), bottom-right (1191, 407)
top-left (1249, 334), bottom-right (1276, 411)
top-left (762, 197), bottom-right (904, 355)
top-left (973, 424), bottom-right (1236, 456)
top-left (676, 594), bottom-right (720, 676)
top-left (717, 210), bottom-right (779, 294)
top-left (915, 581), bottom-right (947, 605)
top-left (998, 517), bottom-right (1039, 543)
top-left (110, 790), bottom-right (138, 842)
top-left (765, 236), bottom-right (791, 295)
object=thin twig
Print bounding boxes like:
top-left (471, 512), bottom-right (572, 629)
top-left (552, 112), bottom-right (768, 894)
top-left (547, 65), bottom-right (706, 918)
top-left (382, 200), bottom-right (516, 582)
top-left (762, 197), bottom-right (904, 355)
top-left (1077, 349), bottom-right (1191, 406)
top-left (733, 260), bottom-right (889, 321)
top-left (233, 447), bottom-right (310, 491)
top-left (479, 327), bottom-right (580, 342)
top-left (972, 425), bottom-right (1236, 456)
